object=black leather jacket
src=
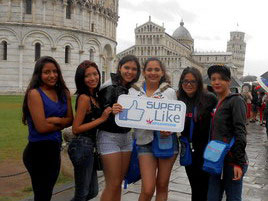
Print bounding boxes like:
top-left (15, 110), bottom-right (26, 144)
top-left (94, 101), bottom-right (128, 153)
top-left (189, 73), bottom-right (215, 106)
top-left (212, 93), bottom-right (248, 167)
top-left (97, 73), bottom-right (131, 134)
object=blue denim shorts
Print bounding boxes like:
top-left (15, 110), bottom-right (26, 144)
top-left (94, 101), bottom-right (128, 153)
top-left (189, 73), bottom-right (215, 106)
top-left (97, 130), bottom-right (133, 155)
top-left (137, 134), bottom-right (179, 156)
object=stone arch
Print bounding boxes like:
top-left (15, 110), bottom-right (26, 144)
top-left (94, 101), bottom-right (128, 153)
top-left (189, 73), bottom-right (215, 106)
top-left (22, 30), bottom-right (54, 47)
top-left (56, 34), bottom-right (81, 50)
top-left (31, 39), bottom-right (45, 47)
top-left (63, 42), bottom-right (74, 49)
top-left (101, 43), bottom-right (113, 83)
top-left (0, 27), bottom-right (20, 43)
top-left (83, 38), bottom-right (101, 62)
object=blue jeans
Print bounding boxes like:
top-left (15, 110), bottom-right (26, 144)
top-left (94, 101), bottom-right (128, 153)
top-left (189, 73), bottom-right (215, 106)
top-left (68, 137), bottom-right (98, 201)
top-left (207, 163), bottom-right (248, 201)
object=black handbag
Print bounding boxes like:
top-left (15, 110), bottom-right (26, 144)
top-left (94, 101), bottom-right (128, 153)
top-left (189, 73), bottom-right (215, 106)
top-left (94, 150), bottom-right (103, 171)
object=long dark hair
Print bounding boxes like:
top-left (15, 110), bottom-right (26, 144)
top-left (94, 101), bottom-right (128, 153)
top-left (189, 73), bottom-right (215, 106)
top-left (116, 55), bottom-right (141, 88)
top-left (22, 56), bottom-right (68, 125)
top-left (74, 60), bottom-right (101, 109)
top-left (177, 67), bottom-right (205, 116)
top-left (143, 57), bottom-right (171, 85)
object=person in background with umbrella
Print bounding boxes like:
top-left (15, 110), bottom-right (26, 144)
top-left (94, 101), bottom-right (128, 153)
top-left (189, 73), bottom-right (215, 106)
top-left (257, 71), bottom-right (268, 137)
top-left (257, 91), bottom-right (266, 126)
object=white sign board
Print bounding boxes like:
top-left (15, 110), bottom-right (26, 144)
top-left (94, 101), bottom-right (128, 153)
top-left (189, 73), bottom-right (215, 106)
top-left (115, 95), bottom-right (186, 132)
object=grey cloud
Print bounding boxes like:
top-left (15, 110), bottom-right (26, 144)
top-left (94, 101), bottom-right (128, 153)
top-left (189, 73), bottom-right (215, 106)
top-left (194, 35), bottom-right (213, 41)
top-left (120, 0), bottom-right (196, 23)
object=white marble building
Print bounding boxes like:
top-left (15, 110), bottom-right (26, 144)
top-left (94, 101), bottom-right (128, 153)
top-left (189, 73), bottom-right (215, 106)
top-left (0, 0), bottom-right (119, 93)
top-left (117, 18), bottom-right (246, 89)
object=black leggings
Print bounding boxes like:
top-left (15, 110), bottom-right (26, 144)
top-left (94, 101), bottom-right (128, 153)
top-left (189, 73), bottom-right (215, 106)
top-left (185, 163), bottom-right (209, 201)
top-left (23, 140), bottom-right (61, 201)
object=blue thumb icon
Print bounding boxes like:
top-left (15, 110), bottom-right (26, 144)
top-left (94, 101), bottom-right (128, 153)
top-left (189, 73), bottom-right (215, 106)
top-left (119, 100), bottom-right (145, 121)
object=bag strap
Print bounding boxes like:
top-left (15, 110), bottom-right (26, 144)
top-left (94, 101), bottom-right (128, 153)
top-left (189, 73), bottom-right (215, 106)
top-left (143, 82), bottom-right (146, 92)
top-left (189, 107), bottom-right (196, 142)
top-left (229, 137), bottom-right (235, 148)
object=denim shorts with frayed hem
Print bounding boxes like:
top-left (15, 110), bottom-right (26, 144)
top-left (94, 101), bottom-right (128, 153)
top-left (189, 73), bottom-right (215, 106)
top-left (97, 130), bottom-right (133, 155)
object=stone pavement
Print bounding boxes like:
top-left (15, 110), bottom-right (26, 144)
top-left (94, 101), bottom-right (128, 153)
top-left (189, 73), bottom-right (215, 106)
top-left (23, 123), bottom-right (268, 201)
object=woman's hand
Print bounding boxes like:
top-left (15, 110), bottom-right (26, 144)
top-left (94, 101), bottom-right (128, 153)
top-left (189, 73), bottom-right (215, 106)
top-left (160, 131), bottom-right (172, 137)
top-left (100, 107), bottom-right (112, 121)
top-left (233, 165), bottom-right (243, 180)
top-left (112, 103), bottom-right (123, 114)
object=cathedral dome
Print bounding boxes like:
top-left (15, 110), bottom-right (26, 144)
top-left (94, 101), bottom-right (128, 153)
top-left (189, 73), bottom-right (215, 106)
top-left (172, 21), bottom-right (193, 41)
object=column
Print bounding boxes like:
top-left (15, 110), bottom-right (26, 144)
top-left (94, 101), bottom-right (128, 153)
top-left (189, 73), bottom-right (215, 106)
top-left (32, 0), bottom-right (36, 22)
top-left (81, 8), bottom-right (84, 30)
top-left (20, 0), bottom-right (23, 22)
top-left (72, 5), bottom-right (76, 28)
top-left (63, 1), bottom-right (67, 26)
top-left (8, 0), bottom-right (12, 21)
top-left (52, 0), bottom-right (56, 25)
top-left (19, 45), bottom-right (24, 91)
top-left (43, 0), bottom-right (47, 23)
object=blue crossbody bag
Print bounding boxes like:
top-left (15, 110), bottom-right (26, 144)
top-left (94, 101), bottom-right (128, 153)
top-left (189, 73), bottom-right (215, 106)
top-left (179, 107), bottom-right (195, 166)
top-left (203, 137), bottom-right (235, 175)
top-left (152, 131), bottom-right (174, 158)
top-left (202, 100), bottom-right (236, 174)
top-left (124, 139), bottom-right (141, 189)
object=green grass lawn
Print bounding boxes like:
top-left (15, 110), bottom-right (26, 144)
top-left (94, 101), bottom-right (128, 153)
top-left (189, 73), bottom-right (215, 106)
top-left (0, 95), bottom-right (75, 200)
top-left (0, 95), bottom-right (76, 161)
top-left (0, 96), bottom-right (28, 161)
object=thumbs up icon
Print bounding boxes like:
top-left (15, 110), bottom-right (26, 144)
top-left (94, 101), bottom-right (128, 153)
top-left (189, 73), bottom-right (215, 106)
top-left (119, 100), bottom-right (145, 121)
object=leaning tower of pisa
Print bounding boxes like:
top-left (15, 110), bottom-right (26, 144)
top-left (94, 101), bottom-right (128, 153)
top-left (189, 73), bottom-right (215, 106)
top-left (227, 31), bottom-right (246, 78)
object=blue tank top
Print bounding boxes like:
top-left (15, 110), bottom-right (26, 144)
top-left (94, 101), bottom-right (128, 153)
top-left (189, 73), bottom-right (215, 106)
top-left (27, 88), bottom-right (68, 143)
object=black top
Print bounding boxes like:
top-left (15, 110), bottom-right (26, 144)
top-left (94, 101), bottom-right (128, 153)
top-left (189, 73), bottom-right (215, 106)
top-left (98, 73), bottom-right (131, 133)
top-left (79, 98), bottom-right (102, 142)
top-left (212, 93), bottom-right (248, 167)
top-left (181, 92), bottom-right (217, 167)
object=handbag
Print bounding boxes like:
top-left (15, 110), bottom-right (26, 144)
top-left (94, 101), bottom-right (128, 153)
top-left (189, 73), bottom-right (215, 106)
top-left (124, 139), bottom-right (141, 189)
top-left (152, 131), bottom-right (174, 159)
top-left (179, 107), bottom-right (195, 166)
top-left (203, 137), bottom-right (235, 175)
top-left (93, 148), bottom-right (103, 171)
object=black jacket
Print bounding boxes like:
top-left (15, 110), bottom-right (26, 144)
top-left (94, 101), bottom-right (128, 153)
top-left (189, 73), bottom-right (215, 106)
top-left (97, 73), bottom-right (131, 133)
top-left (181, 92), bottom-right (217, 167)
top-left (212, 93), bottom-right (248, 167)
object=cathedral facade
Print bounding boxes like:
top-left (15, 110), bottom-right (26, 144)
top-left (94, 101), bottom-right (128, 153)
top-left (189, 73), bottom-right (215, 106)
top-left (117, 17), bottom-right (246, 89)
top-left (0, 0), bottom-right (119, 93)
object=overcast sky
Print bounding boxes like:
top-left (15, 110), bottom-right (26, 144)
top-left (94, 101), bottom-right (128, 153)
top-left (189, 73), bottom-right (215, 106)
top-left (116, 0), bottom-right (268, 77)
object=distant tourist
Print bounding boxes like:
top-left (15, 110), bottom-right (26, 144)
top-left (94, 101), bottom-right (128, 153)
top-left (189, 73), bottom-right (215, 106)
top-left (258, 92), bottom-right (266, 126)
top-left (241, 84), bottom-right (252, 124)
top-left (263, 94), bottom-right (268, 137)
top-left (250, 85), bottom-right (259, 123)
top-left (97, 55), bottom-right (141, 201)
top-left (128, 57), bottom-right (178, 201)
top-left (177, 67), bottom-right (217, 201)
top-left (207, 65), bottom-right (248, 201)
top-left (22, 56), bottom-right (73, 201)
top-left (68, 61), bottom-right (112, 200)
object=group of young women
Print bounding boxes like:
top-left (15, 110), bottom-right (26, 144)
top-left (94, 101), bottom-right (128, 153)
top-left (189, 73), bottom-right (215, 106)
top-left (22, 55), bottom-right (248, 201)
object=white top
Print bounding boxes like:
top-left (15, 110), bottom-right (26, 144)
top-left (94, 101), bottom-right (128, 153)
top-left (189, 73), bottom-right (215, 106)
top-left (129, 82), bottom-right (177, 145)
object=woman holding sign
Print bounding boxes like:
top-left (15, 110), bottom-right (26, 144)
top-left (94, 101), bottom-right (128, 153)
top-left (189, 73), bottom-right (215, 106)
top-left (97, 55), bottom-right (141, 201)
top-left (177, 67), bottom-right (217, 201)
top-left (128, 57), bottom-right (178, 201)
top-left (206, 65), bottom-right (248, 201)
